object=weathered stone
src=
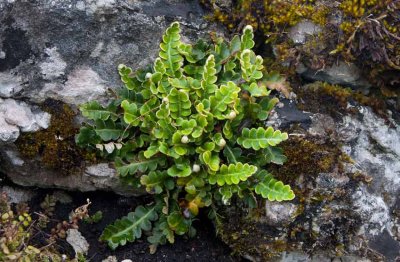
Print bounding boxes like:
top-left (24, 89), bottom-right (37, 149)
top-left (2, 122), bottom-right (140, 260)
top-left (0, 72), bottom-right (23, 97)
top-left (299, 61), bottom-right (371, 89)
top-left (66, 229), bottom-right (89, 255)
top-left (102, 256), bottom-right (118, 262)
top-left (1, 148), bottom-right (142, 195)
top-left (218, 99), bottom-right (400, 260)
top-left (0, 185), bottom-right (36, 204)
top-left (263, 201), bottom-right (299, 226)
top-left (0, 99), bottom-right (51, 136)
top-left (288, 20), bottom-right (321, 44)
top-left (0, 0), bottom-right (222, 194)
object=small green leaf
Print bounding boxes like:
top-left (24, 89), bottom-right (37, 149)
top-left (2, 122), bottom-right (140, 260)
top-left (237, 127), bottom-right (288, 150)
top-left (201, 151), bottom-right (220, 172)
top-left (254, 171), bottom-right (295, 201)
top-left (209, 163), bottom-right (257, 186)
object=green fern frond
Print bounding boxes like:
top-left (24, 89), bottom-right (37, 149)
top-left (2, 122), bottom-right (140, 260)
top-left (80, 101), bottom-right (116, 121)
top-left (201, 55), bottom-right (218, 95)
top-left (168, 88), bottom-right (191, 119)
top-left (100, 205), bottom-right (158, 250)
top-left (210, 81), bottom-right (240, 119)
top-left (116, 152), bottom-right (167, 177)
top-left (209, 163), bottom-right (257, 186)
top-left (237, 127), bottom-right (288, 150)
top-left (159, 22), bottom-right (183, 78)
top-left (254, 171), bottom-right (295, 201)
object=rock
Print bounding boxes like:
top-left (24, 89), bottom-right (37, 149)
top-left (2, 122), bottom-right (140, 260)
top-left (0, 98), bottom-right (51, 143)
top-left (218, 97), bottom-right (400, 260)
top-left (0, 0), bottom-right (222, 194)
top-left (263, 201), bottom-right (299, 226)
top-left (102, 256), bottom-right (117, 262)
top-left (0, 186), bottom-right (36, 204)
top-left (52, 191), bottom-right (73, 204)
top-left (288, 20), bottom-right (321, 44)
top-left (299, 61), bottom-right (371, 90)
top-left (41, 67), bottom-right (108, 106)
top-left (1, 149), bottom-right (142, 195)
top-left (0, 117), bottom-right (20, 144)
top-left (66, 229), bottom-right (89, 256)
top-left (0, 72), bottom-right (23, 97)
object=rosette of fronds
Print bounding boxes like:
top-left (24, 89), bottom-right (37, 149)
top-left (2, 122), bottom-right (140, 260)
top-left (77, 22), bottom-right (294, 251)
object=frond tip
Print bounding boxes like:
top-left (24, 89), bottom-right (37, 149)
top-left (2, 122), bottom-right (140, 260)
top-left (254, 171), bottom-right (295, 201)
top-left (100, 205), bottom-right (158, 250)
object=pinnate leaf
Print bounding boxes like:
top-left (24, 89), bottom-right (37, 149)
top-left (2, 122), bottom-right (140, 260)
top-left (254, 171), bottom-right (295, 201)
top-left (237, 127), bottom-right (288, 150)
top-left (209, 163), bottom-right (257, 186)
top-left (100, 205), bottom-right (157, 250)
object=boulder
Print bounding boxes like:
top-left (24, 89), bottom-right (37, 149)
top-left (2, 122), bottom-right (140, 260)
top-left (0, 0), bottom-right (221, 194)
top-left (217, 91), bottom-right (400, 261)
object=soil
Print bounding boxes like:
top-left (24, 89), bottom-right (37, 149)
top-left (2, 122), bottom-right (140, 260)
top-left (25, 188), bottom-right (241, 262)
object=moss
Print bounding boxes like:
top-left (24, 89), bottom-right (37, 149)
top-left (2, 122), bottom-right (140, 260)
top-left (202, 0), bottom-right (400, 95)
top-left (296, 81), bottom-right (387, 117)
top-left (15, 99), bottom-right (93, 175)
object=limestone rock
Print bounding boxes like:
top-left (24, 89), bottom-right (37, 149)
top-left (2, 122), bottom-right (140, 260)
top-left (299, 61), bottom-right (371, 90)
top-left (66, 229), bottom-right (89, 256)
top-left (0, 0), bottom-right (221, 194)
top-left (0, 98), bottom-right (51, 143)
top-left (218, 99), bottom-right (400, 261)
top-left (0, 186), bottom-right (36, 204)
top-left (288, 20), bottom-right (321, 44)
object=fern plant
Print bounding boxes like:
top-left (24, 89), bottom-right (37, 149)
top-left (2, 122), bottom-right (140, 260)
top-left (76, 22), bottom-right (294, 251)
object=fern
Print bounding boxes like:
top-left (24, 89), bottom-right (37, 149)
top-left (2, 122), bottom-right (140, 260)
top-left (80, 101), bottom-right (116, 121)
top-left (116, 152), bottom-right (167, 177)
top-left (78, 23), bottom-right (294, 251)
top-left (240, 49), bottom-right (263, 82)
top-left (100, 205), bottom-right (158, 250)
top-left (210, 81), bottom-right (241, 119)
top-left (159, 22), bottom-right (183, 78)
top-left (168, 88), bottom-right (191, 119)
top-left (237, 127), bottom-right (288, 150)
top-left (254, 171), bottom-right (295, 201)
top-left (201, 55), bottom-right (218, 95)
top-left (209, 163), bottom-right (258, 186)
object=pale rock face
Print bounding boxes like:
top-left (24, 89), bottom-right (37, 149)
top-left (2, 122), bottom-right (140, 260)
top-left (288, 20), bottom-right (321, 44)
top-left (0, 99), bottom-right (51, 143)
top-left (39, 47), bottom-right (67, 80)
top-left (0, 186), bottom-right (36, 204)
top-left (66, 229), bottom-right (90, 255)
top-left (41, 67), bottom-right (108, 106)
top-left (0, 72), bottom-right (23, 98)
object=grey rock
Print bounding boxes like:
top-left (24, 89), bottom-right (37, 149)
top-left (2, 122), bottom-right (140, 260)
top-left (52, 191), bottom-right (73, 204)
top-left (0, 98), bottom-right (51, 133)
top-left (0, 116), bottom-right (19, 144)
top-left (288, 20), bottom-right (321, 44)
top-left (66, 229), bottom-right (89, 255)
top-left (41, 67), bottom-right (108, 106)
top-left (299, 61), bottom-right (371, 89)
top-left (1, 150), bottom-right (142, 195)
top-left (0, 0), bottom-right (222, 195)
top-left (39, 47), bottom-right (67, 80)
top-left (0, 72), bottom-right (23, 97)
top-left (102, 257), bottom-right (118, 262)
top-left (4, 149), bottom-right (24, 166)
top-left (219, 101), bottom-right (400, 260)
top-left (264, 201), bottom-right (299, 226)
top-left (0, 185), bottom-right (36, 204)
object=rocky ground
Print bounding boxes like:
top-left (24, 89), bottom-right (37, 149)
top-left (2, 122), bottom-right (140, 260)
top-left (1, 0), bottom-right (399, 261)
